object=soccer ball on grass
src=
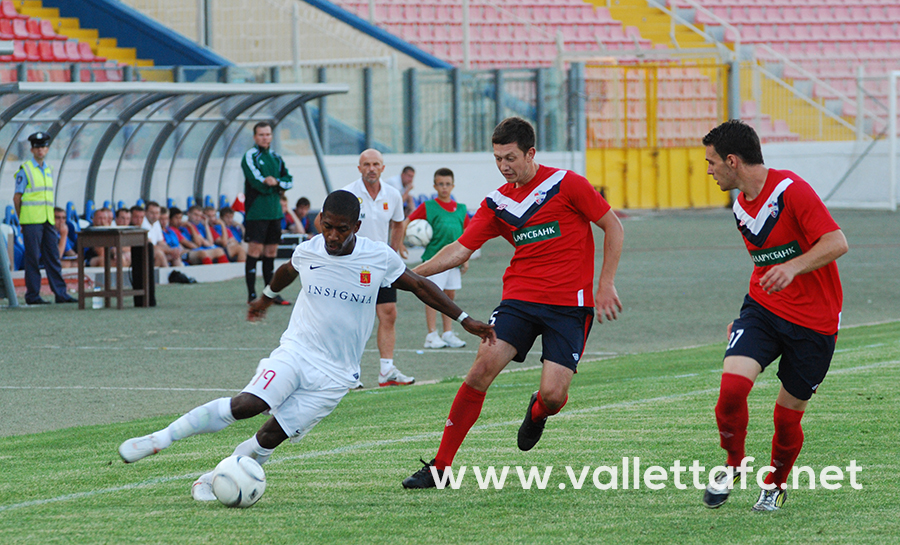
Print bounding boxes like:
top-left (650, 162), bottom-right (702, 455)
top-left (211, 455), bottom-right (266, 508)
top-left (405, 219), bottom-right (433, 247)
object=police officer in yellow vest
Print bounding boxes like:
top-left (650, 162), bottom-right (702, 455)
top-left (12, 132), bottom-right (76, 305)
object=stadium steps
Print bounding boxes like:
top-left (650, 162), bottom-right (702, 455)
top-left (12, 0), bottom-right (153, 66)
top-left (597, 0), bottom-right (713, 50)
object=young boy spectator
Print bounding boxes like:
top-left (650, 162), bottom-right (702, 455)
top-left (293, 197), bottom-right (317, 237)
top-left (53, 207), bottom-right (78, 268)
top-left (220, 206), bottom-right (245, 243)
top-left (404, 168), bottom-right (470, 349)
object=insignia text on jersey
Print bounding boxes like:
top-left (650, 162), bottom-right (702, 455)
top-left (750, 241), bottom-right (803, 266)
top-left (306, 284), bottom-right (373, 304)
top-left (512, 221), bottom-right (561, 246)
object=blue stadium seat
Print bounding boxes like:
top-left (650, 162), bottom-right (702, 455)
top-left (116, 200), bottom-right (125, 212)
top-left (203, 195), bottom-right (213, 208)
top-left (219, 195), bottom-right (229, 210)
top-left (166, 198), bottom-right (174, 209)
top-left (2, 208), bottom-right (24, 270)
top-left (84, 200), bottom-right (95, 223)
top-left (136, 198), bottom-right (145, 207)
top-left (186, 196), bottom-right (195, 209)
top-left (102, 200), bottom-right (111, 210)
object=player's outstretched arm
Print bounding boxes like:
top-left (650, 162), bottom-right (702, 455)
top-left (412, 240), bottom-right (473, 278)
top-left (759, 229), bottom-right (848, 294)
top-left (394, 268), bottom-right (496, 345)
top-left (593, 209), bottom-right (624, 323)
top-left (248, 262), bottom-right (299, 321)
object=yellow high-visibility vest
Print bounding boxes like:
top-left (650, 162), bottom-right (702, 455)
top-left (18, 160), bottom-right (54, 225)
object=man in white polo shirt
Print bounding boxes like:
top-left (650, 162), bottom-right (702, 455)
top-left (341, 148), bottom-right (412, 388)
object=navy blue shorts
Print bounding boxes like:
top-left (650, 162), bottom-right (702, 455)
top-left (490, 299), bottom-right (594, 371)
top-left (725, 295), bottom-right (836, 401)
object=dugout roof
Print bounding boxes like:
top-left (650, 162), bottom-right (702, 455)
top-left (0, 82), bottom-right (349, 212)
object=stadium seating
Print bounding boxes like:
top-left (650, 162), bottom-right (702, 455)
top-left (332, 0), bottom-right (652, 69)
top-left (691, 0), bottom-right (900, 124)
top-left (0, 0), bottom-right (146, 82)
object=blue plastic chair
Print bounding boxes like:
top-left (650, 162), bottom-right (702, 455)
top-left (136, 198), bottom-right (145, 207)
top-left (219, 195), bottom-right (229, 210)
top-left (116, 200), bottom-right (125, 212)
top-left (186, 196), bottom-right (196, 209)
top-left (84, 200), bottom-right (95, 223)
top-left (102, 200), bottom-right (112, 210)
top-left (166, 198), bottom-right (174, 209)
top-left (3, 208), bottom-right (24, 270)
top-left (204, 195), bottom-right (213, 208)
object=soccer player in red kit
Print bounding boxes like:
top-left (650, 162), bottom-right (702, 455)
top-left (701, 120), bottom-right (848, 511)
top-left (402, 117), bottom-right (624, 488)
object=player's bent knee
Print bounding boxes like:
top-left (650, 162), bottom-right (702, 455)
top-left (230, 393), bottom-right (270, 420)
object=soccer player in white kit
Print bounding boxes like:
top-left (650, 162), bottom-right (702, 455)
top-left (117, 190), bottom-right (496, 501)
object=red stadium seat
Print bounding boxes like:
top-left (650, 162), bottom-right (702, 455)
top-left (37, 40), bottom-right (55, 62)
top-left (11, 18), bottom-right (32, 39)
top-left (0, 0), bottom-right (27, 19)
top-left (50, 41), bottom-right (69, 61)
top-left (0, 18), bottom-right (13, 39)
top-left (64, 40), bottom-right (82, 61)
top-left (22, 40), bottom-right (40, 61)
top-left (40, 19), bottom-right (66, 40)
top-left (79, 41), bottom-right (103, 62)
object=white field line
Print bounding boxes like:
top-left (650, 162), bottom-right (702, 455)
top-left (0, 359), bottom-right (896, 513)
top-left (35, 345), bottom-right (618, 357)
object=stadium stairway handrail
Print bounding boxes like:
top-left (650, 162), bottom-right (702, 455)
top-left (653, 0), bottom-right (885, 138)
top-left (300, 0), bottom-right (453, 69)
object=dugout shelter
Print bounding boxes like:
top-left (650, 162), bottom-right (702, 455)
top-left (0, 82), bottom-right (349, 213)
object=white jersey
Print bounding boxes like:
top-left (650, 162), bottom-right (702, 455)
top-left (341, 178), bottom-right (405, 244)
top-left (280, 235), bottom-right (406, 388)
top-left (141, 217), bottom-right (164, 245)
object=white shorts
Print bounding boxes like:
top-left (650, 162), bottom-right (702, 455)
top-left (242, 344), bottom-right (349, 443)
top-left (427, 267), bottom-right (462, 291)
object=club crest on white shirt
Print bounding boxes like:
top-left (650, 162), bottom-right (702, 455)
top-left (360, 267), bottom-right (371, 286)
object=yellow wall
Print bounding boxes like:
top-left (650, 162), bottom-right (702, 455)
top-left (586, 147), bottom-right (730, 209)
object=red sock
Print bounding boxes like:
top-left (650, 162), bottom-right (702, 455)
top-left (216, 255), bottom-right (229, 263)
top-left (531, 391), bottom-right (567, 421)
top-left (764, 403), bottom-right (804, 487)
top-left (434, 382), bottom-right (486, 470)
top-left (715, 373), bottom-right (754, 467)
top-left (201, 257), bottom-right (213, 265)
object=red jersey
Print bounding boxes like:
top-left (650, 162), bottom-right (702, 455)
top-left (458, 164), bottom-right (610, 307)
top-left (734, 168), bottom-right (843, 334)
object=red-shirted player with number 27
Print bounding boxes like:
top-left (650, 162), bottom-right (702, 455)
top-left (402, 117), bottom-right (624, 489)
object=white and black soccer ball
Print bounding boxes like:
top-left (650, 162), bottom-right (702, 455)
top-left (211, 455), bottom-right (266, 508)
top-left (405, 219), bottom-right (433, 247)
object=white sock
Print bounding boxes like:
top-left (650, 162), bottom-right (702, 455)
top-left (232, 435), bottom-right (275, 466)
top-left (380, 358), bottom-right (394, 375)
top-left (167, 397), bottom-right (236, 442)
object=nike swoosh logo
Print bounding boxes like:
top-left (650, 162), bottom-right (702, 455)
top-left (309, 265), bottom-right (326, 270)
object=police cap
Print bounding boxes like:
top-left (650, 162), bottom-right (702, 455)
top-left (27, 132), bottom-right (51, 147)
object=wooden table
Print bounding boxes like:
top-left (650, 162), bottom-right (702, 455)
top-left (76, 227), bottom-right (149, 310)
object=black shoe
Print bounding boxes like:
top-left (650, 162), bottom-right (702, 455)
top-left (402, 458), bottom-right (442, 489)
top-left (248, 293), bottom-right (257, 304)
top-left (271, 294), bottom-right (291, 306)
top-left (517, 391), bottom-right (546, 451)
top-left (703, 469), bottom-right (742, 509)
top-left (26, 298), bottom-right (50, 305)
top-left (168, 270), bottom-right (196, 284)
top-left (56, 295), bottom-right (77, 303)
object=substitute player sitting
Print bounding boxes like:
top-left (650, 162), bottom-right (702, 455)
top-left (117, 190), bottom-right (495, 501)
top-left (701, 120), bottom-right (848, 512)
top-left (402, 117), bottom-right (624, 488)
